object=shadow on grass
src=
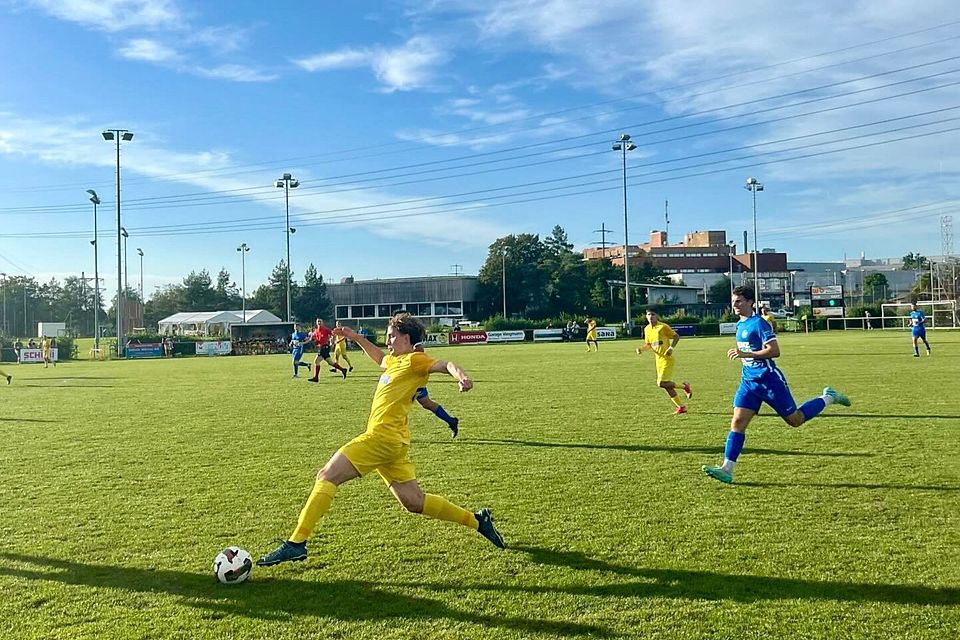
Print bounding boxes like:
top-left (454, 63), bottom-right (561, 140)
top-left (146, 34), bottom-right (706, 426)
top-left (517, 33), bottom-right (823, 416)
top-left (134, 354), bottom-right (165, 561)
top-left (18, 384), bottom-right (116, 388)
top-left (816, 414), bottom-right (960, 420)
top-left (391, 545), bottom-right (959, 606)
top-left (0, 417), bottom-right (60, 423)
top-left (737, 481), bottom-right (960, 492)
top-left (444, 438), bottom-right (872, 458)
top-left (0, 552), bottom-right (608, 637)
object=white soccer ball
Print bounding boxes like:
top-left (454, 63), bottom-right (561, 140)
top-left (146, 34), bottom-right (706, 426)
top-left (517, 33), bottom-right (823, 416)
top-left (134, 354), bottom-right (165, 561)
top-left (213, 547), bottom-right (253, 584)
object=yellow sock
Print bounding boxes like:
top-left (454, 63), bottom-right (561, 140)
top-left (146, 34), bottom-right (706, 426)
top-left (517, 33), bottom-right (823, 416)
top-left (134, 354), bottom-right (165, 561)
top-left (290, 480), bottom-right (337, 543)
top-left (670, 395), bottom-right (683, 408)
top-left (422, 494), bottom-right (479, 530)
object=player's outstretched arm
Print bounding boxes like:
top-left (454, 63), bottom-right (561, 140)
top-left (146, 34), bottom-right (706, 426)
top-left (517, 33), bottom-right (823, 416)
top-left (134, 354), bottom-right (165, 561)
top-left (430, 359), bottom-right (473, 392)
top-left (335, 326), bottom-right (385, 365)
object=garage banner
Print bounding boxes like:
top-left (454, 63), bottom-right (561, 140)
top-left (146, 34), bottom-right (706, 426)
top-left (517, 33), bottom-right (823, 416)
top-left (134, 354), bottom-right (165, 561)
top-left (485, 330), bottom-right (525, 343)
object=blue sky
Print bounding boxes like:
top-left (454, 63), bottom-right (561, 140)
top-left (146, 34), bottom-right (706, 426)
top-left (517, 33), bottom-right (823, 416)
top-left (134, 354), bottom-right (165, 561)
top-left (1, 0), bottom-right (959, 299)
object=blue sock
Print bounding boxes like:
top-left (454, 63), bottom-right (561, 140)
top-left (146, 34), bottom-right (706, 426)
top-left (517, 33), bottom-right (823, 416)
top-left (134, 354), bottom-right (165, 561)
top-left (724, 431), bottom-right (745, 462)
top-left (433, 404), bottom-right (456, 428)
top-left (799, 397), bottom-right (826, 422)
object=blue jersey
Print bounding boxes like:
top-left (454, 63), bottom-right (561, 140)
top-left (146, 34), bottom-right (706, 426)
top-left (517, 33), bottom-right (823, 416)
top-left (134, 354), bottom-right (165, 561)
top-left (909, 310), bottom-right (926, 327)
top-left (735, 314), bottom-right (779, 381)
top-left (290, 331), bottom-right (308, 350)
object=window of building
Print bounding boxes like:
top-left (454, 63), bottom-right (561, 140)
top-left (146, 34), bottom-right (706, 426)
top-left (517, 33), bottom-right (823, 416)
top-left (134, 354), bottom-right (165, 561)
top-left (336, 306), bottom-right (349, 319)
top-left (407, 302), bottom-right (432, 316)
top-left (434, 301), bottom-right (463, 316)
top-left (350, 305), bottom-right (376, 318)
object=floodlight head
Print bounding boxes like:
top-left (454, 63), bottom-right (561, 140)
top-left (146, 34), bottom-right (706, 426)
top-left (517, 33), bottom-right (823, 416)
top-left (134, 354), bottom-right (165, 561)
top-left (746, 177), bottom-right (757, 185)
top-left (102, 131), bottom-right (115, 141)
top-left (87, 189), bottom-right (100, 205)
top-left (137, 248), bottom-right (143, 257)
top-left (618, 134), bottom-right (631, 142)
top-left (90, 240), bottom-right (96, 246)
top-left (290, 180), bottom-right (299, 188)
top-left (121, 227), bottom-right (129, 238)
top-left (282, 173), bottom-right (292, 180)
top-left (121, 132), bottom-right (134, 141)
top-left (756, 184), bottom-right (764, 191)
top-left (626, 143), bottom-right (637, 151)
top-left (612, 143), bottom-right (622, 151)
top-left (289, 227), bottom-right (297, 234)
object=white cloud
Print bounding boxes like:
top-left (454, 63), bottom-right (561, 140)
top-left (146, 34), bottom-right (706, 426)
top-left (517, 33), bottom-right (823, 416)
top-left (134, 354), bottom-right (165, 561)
top-left (117, 38), bottom-right (180, 62)
top-left (194, 64), bottom-right (277, 83)
top-left (294, 36), bottom-right (448, 92)
top-left (28, 0), bottom-right (181, 32)
top-left (0, 111), bottom-right (507, 249)
top-left (292, 49), bottom-right (371, 72)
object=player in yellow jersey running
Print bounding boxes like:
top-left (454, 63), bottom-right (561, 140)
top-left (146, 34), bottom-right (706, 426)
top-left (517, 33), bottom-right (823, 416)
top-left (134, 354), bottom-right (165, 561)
top-left (636, 309), bottom-right (692, 414)
top-left (257, 312), bottom-right (505, 567)
top-left (584, 317), bottom-right (599, 352)
top-left (760, 306), bottom-right (779, 333)
top-left (330, 320), bottom-right (354, 373)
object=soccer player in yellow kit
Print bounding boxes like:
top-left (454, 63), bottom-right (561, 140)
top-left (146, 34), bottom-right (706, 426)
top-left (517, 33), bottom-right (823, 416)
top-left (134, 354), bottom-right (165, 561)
top-left (584, 317), bottom-right (599, 352)
top-left (257, 312), bottom-right (505, 567)
top-left (331, 320), bottom-right (354, 372)
top-left (760, 306), bottom-right (779, 333)
top-left (636, 309), bottom-right (692, 414)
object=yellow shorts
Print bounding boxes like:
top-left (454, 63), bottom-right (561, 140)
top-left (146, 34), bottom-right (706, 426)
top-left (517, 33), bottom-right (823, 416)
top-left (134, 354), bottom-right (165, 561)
top-left (339, 432), bottom-right (415, 486)
top-left (334, 344), bottom-right (346, 356)
top-left (656, 358), bottom-right (675, 385)
top-left (586, 332), bottom-right (597, 341)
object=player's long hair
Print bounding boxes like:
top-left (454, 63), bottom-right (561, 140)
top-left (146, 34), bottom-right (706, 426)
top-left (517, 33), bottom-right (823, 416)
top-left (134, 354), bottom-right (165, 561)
top-left (389, 312), bottom-right (426, 345)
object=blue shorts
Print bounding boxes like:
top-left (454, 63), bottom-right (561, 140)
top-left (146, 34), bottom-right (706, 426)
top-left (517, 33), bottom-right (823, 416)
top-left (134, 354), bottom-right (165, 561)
top-left (733, 370), bottom-right (797, 418)
top-left (912, 327), bottom-right (926, 338)
top-left (414, 387), bottom-right (429, 401)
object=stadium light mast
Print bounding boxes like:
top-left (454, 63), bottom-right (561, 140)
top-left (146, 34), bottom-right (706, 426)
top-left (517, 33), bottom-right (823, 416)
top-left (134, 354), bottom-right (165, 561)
top-left (613, 134), bottom-right (638, 329)
top-left (744, 177), bottom-right (764, 313)
top-left (501, 247), bottom-right (507, 318)
top-left (136, 248), bottom-right (144, 303)
top-left (102, 129), bottom-right (133, 356)
top-left (275, 172), bottom-right (299, 322)
top-left (0, 272), bottom-right (6, 336)
top-left (87, 190), bottom-right (101, 351)
top-left (237, 243), bottom-right (250, 323)
top-left (728, 240), bottom-right (737, 301)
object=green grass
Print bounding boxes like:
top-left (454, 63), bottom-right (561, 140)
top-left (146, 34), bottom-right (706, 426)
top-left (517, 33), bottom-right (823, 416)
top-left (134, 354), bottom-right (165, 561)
top-left (0, 331), bottom-right (958, 639)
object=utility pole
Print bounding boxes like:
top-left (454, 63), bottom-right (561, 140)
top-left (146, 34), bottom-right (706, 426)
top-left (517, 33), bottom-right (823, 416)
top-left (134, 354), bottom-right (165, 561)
top-left (664, 200), bottom-right (670, 245)
top-left (450, 264), bottom-right (463, 277)
top-left (592, 223), bottom-right (614, 259)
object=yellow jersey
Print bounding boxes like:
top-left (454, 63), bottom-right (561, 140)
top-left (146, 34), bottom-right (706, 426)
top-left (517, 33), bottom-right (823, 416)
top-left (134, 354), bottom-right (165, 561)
top-left (586, 320), bottom-right (597, 337)
top-left (643, 322), bottom-right (677, 359)
top-left (366, 351), bottom-right (437, 444)
top-left (761, 314), bottom-right (778, 332)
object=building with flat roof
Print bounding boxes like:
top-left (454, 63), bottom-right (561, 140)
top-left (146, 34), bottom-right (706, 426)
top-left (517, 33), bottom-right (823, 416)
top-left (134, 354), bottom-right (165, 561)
top-left (327, 276), bottom-right (479, 326)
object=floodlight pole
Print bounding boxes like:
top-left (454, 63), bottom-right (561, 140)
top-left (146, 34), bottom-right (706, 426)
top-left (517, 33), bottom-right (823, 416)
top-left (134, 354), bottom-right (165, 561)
top-left (275, 173), bottom-right (299, 322)
top-left (103, 129), bottom-right (133, 356)
top-left (745, 177), bottom-right (764, 314)
top-left (87, 190), bottom-right (101, 349)
top-left (501, 248), bottom-right (507, 318)
top-left (728, 241), bottom-right (736, 301)
top-left (237, 243), bottom-right (250, 323)
top-left (612, 134), bottom-right (637, 330)
top-left (136, 248), bottom-right (144, 303)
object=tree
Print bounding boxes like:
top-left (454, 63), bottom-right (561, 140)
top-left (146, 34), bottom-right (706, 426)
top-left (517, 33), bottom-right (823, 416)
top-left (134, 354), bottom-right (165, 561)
top-left (294, 263), bottom-right (333, 322)
top-left (250, 260), bottom-right (295, 320)
top-left (476, 234), bottom-right (549, 318)
top-left (863, 272), bottom-right (889, 303)
top-left (181, 270), bottom-right (218, 310)
top-left (901, 252), bottom-right (928, 270)
top-left (707, 276), bottom-right (732, 303)
top-left (214, 267), bottom-right (240, 310)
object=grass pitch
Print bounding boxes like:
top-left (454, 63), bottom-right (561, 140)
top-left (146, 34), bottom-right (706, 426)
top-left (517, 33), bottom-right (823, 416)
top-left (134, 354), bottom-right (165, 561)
top-left (0, 330), bottom-right (958, 639)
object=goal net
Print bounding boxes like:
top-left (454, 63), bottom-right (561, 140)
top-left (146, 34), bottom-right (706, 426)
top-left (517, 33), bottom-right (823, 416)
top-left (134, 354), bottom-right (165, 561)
top-left (880, 300), bottom-right (958, 329)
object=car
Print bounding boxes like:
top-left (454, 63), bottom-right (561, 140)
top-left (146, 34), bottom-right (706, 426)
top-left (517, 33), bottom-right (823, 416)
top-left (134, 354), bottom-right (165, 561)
top-left (769, 309), bottom-right (794, 318)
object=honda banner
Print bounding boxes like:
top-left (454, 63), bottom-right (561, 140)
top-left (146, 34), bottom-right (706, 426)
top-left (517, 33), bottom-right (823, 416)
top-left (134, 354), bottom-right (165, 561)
top-left (448, 331), bottom-right (487, 345)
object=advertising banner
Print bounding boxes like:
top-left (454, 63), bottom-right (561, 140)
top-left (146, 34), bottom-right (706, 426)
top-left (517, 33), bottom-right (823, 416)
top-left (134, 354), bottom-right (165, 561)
top-left (596, 327), bottom-right (617, 340)
top-left (720, 322), bottom-right (739, 335)
top-left (672, 324), bottom-right (698, 337)
top-left (485, 330), bottom-right (526, 343)
top-left (18, 348), bottom-right (58, 363)
top-left (533, 328), bottom-right (565, 342)
top-left (196, 341), bottom-right (232, 356)
top-left (125, 343), bottom-right (164, 359)
top-left (448, 331), bottom-right (487, 345)
top-left (812, 307), bottom-right (844, 317)
top-left (424, 333), bottom-right (449, 346)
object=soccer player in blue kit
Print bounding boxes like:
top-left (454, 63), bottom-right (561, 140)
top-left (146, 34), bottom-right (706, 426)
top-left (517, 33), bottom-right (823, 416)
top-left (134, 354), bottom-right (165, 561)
top-left (289, 324), bottom-right (312, 377)
top-left (909, 302), bottom-right (931, 357)
top-left (702, 286), bottom-right (852, 484)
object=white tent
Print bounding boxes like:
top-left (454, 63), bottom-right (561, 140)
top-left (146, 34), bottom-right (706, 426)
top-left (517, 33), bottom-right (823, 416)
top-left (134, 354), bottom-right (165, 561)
top-left (157, 309), bottom-right (282, 336)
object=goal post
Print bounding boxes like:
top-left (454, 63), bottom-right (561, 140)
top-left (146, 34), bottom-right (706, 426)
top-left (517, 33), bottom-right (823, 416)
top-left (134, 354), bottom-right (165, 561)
top-left (880, 300), bottom-right (958, 330)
